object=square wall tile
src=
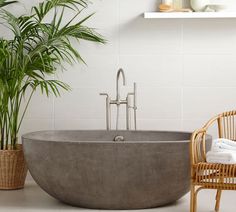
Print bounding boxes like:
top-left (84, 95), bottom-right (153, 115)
top-left (183, 87), bottom-right (236, 120)
top-left (54, 88), bottom-right (105, 120)
top-left (119, 0), bottom-right (182, 55)
top-left (79, 0), bottom-right (119, 55)
top-left (138, 86), bottom-right (182, 119)
top-left (119, 55), bottom-right (182, 87)
top-left (56, 55), bottom-right (119, 89)
top-left (20, 90), bottom-right (53, 119)
top-left (183, 19), bottom-right (236, 54)
top-left (119, 18), bottom-right (182, 55)
top-left (183, 55), bottom-right (236, 87)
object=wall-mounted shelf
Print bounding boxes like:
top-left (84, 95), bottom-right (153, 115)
top-left (144, 12), bottom-right (236, 19)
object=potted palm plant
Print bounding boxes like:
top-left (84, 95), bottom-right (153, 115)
top-left (0, 0), bottom-right (104, 189)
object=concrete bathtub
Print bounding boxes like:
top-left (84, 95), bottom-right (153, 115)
top-left (22, 130), bottom-right (206, 209)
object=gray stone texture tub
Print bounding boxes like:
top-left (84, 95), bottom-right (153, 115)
top-left (22, 130), bottom-right (210, 209)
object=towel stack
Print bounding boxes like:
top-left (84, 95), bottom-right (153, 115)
top-left (206, 138), bottom-right (236, 164)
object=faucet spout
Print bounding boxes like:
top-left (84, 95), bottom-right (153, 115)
top-left (116, 68), bottom-right (126, 101)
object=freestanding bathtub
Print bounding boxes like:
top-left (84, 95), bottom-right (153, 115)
top-left (22, 130), bottom-right (211, 209)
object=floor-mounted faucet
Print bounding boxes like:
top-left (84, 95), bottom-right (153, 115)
top-left (100, 68), bottom-right (137, 130)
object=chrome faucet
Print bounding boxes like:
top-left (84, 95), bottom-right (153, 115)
top-left (100, 68), bottom-right (137, 130)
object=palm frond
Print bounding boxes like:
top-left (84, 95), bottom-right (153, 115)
top-left (0, 0), bottom-right (105, 149)
top-left (33, 0), bottom-right (88, 22)
top-left (0, 0), bottom-right (17, 8)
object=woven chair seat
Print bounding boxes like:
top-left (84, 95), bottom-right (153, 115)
top-left (193, 162), bottom-right (236, 190)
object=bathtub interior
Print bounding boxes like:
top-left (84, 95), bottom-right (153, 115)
top-left (23, 130), bottom-right (192, 143)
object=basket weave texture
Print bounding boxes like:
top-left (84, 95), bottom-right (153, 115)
top-left (0, 144), bottom-right (27, 190)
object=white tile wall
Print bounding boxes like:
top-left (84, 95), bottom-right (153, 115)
top-left (120, 55), bottom-right (182, 87)
top-left (12, 0), bottom-right (236, 138)
top-left (79, 0), bottom-right (119, 56)
top-left (183, 19), bottom-right (236, 55)
top-left (183, 87), bottom-right (236, 119)
top-left (21, 91), bottom-right (54, 119)
top-left (183, 55), bottom-right (236, 87)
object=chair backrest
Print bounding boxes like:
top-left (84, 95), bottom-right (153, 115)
top-left (217, 111), bottom-right (236, 141)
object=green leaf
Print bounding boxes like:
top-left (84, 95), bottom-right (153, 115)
top-left (0, 0), bottom-right (17, 8)
top-left (0, 0), bottom-right (105, 149)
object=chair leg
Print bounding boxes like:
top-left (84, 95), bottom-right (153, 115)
top-left (190, 185), bottom-right (197, 212)
top-left (190, 185), bottom-right (194, 212)
top-left (190, 185), bottom-right (203, 212)
top-left (215, 189), bottom-right (222, 212)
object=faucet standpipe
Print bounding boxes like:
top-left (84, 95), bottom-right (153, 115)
top-left (100, 69), bottom-right (137, 130)
top-left (99, 93), bottom-right (111, 130)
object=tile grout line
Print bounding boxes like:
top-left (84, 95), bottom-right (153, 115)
top-left (118, 0), bottom-right (120, 68)
top-left (181, 21), bottom-right (184, 130)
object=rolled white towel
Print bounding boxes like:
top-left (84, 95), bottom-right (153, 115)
top-left (206, 150), bottom-right (236, 164)
top-left (212, 142), bottom-right (236, 152)
top-left (216, 138), bottom-right (236, 147)
top-left (211, 138), bottom-right (236, 152)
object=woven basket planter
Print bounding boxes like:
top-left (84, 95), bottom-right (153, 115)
top-left (0, 144), bottom-right (28, 190)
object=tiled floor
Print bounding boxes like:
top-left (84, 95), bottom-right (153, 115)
top-left (0, 181), bottom-right (236, 212)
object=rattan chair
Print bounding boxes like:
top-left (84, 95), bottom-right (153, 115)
top-left (190, 110), bottom-right (236, 212)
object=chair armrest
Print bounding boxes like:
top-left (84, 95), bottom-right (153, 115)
top-left (190, 128), bottom-right (207, 166)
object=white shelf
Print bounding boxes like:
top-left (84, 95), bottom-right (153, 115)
top-left (144, 12), bottom-right (236, 19)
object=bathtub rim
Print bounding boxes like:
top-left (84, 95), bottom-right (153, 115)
top-left (22, 130), bottom-right (209, 144)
